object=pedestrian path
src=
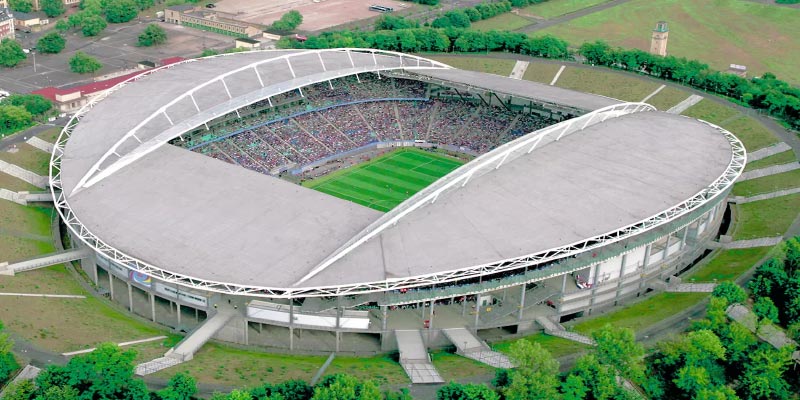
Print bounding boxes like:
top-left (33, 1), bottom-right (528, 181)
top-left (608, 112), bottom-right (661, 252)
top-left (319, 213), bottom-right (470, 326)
top-left (550, 65), bottom-right (566, 85)
top-left (668, 94), bottom-right (704, 114)
top-left (667, 283), bottom-right (717, 293)
top-left (0, 248), bottom-right (92, 276)
top-left (723, 236), bottom-right (783, 249)
top-left (738, 162), bottom-right (799, 181)
top-left (0, 160), bottom-right (47, 188)
top-left (0, 292), bottom-right (85, 298)
top-left (26, 136), bottom-right (54, 153)
top-left (738, 187), bottom-right (800, 204)
top-left (509, 60), bottom-right (529, 80)
top-left (535, 316), bottom-right (595, 345)
top-left (727, 304), bottom-right (800, 363)
top-left (0, 189), bottom-right (53, 205)
top-left (641, 84), bottom-right (665, 104)
top-left (748, 142), bottom-right (792, 162)
top-left (396, 330), bottom-right (444, 384)
top-left (63, 336), bottom-right (167, 356)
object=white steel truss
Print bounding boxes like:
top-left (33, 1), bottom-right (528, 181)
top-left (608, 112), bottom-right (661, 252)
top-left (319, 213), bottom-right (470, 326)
top-left (50, 52), bottom-right (746, 299)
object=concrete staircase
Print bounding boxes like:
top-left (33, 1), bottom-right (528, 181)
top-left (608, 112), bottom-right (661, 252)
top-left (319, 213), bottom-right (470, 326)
top-left (0, 159), bottom-right (48, 188)
top-left (134, 355), bottom-right (183, 376)
top-left (535, 316), bottom-right (595, 346)
top-left (748, 142), bottom-right (791, 162)
top-left (395, 330), bottom-right (444, 384)
top-left (738, 162), bottom-right (800, 181)
top-left (443, 328), bottom-right (513, 368)
top-left (26, 136), bottom-right (55, 153)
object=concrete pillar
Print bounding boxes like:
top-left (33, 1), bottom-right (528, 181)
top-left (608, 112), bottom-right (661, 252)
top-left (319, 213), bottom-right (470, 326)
top-left (680, 226), bottom-right (689, 249)
top-left (462, 299), bottom-right (467, 317)
top-left (92, 262), bottom-right (99, 285)
top-left (473, 299), bottom-right (481, 330)
top-left (664, 235), bottom-right (672, 258)
top-left (244, 320), bottom-right (249, 346)
top-left (517, 284), bottom-right (526, 321)
top-left (428, 301), bottom-right (435, 343)
top-left (588, 264), bottom-right (601, 313)
top-left (177, 303), bottom-right (181, 325)
top-left (127, 282), bottom-right (133, 312)
top-left (108, 272), bottom-right (114, 298)
top-left (195, 308), bottom-right (199, 323)
top-left (615, 254), bottom-right (628, 303)
top-left (640, 244), bottom-right (652, 292)
top-left (561, 274), bottom-right (568, 292)
top-left (421, 301), bottom-right (426, 320)
top-left (336, 331), bottom-right (341, 352)
top-left (150, 293), bottom-right (156, 322)
top-left (289, 301), bottom-right (294, 351)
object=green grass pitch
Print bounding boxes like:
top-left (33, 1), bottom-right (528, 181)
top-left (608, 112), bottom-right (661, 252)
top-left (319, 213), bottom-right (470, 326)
top-left (303, 148), bottom-right (463, 212)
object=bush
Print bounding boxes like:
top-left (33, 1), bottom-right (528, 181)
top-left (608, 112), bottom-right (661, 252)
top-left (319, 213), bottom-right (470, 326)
top-left (69, 51), bottom-right (103, 74)
top-left (1, 94), bottom-right (52, 115)
top-left (753, 297), bottom-right (780, 324)
top-left (105, 0), bottom-right (138, 23)
top-left (81, 15), bottom-right (107, 36)
top-left (711, 281), bottom-right (747, 305)
top-left (0, 105), bottom-right (33, 134)
top-left (37, 32), bottom-right (67, 54)
top-left (138, 23), bottom-right (167, 46)
top-left (271, 10), bottom-right (303, 32)
top-left (0, 38), bottom-right (26, 68)
top-left (40, 0), bottom-right (66, 17)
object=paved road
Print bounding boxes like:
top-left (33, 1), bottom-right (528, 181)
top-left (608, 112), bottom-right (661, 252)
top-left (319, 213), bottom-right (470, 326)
top-left (517, 0), bottom-right (635, 33)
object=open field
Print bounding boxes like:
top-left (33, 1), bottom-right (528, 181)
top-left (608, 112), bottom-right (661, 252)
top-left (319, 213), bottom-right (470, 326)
top-left (469, 13), bottom-right (533, 31)
top-left (535, 0), bottom-right (800, 84)
top-left (0, 202), bottom-right (54, 262)
top-left (522, 0), bottom-right (611, 19)
top-left (721, 115), bottom-right (782, 152)
top-left (732, 193), bottom-right (800, 240)
top-left (732, 169), bottom-right (800, 197)
top-left (0, 172), bottom-right (39, 193)
top-left (303, 148), bottom-right (462, 212)
top-left (645, 85), bottom-right (689, 111)
top-left (430, 350), bottom-right (496, 380)
top-left (154, 343), bottom-right (409, 386)
top-left (494, 332), bottom-right (590, 359)
top-left (425, 56), bottom-right (516, 76)
top-left (686, 247), bottom-right (774, 282)
top-left (554, 67), bottom-right (661, 102)
top-left (0, 143), bottom-right (50, 176)
top-left (681, 99), bottom-right (740, 125)
top-left (745, 151), bottom-right (797, 172)
top-left (36, 127), bottom-right (63, 144)
top-left (572, 292), bottom-right (708, 335)
top-left (522, 61), bottom-right (562, 83)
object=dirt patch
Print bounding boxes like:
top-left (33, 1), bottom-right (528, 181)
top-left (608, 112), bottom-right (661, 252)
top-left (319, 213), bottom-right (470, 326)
top-left (214, 0), bottom-right (410, 31)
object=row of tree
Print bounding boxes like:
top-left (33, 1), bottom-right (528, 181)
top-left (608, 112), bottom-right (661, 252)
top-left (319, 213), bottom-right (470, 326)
top-left (747, 237), bottom-right (800, 333)
top-left (270, 10), bottom-right (303, 34)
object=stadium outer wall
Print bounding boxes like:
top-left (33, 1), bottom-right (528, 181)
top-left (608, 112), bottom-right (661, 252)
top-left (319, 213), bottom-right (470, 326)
top-left (66, 182), bottom-right (729, 355)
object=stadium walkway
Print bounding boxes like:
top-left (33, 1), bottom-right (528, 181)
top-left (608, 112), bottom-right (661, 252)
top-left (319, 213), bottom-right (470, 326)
top-left (641, 84), bottom-right (666, 104)
top-left (0, 248), bottom-right (92, 276)
top-left (748, 142), bottom-right (792, 162)
top-left (723, 237), bottom-right (784, 249)
top-left (442, 328), bottom-right (513, 368)
top-left (509, 61), bottom-right (529, 79)
top-left (25, 136), bottom-right (54, 153)
top-left (667, 94), bottom-right (704, 114)
top-left (0, 159), bottom-right (47, 188)
top-left (395, 330), bottom-right (444, 384)
top-left (535, 316), bottom-right (595, 346)
top-left (666, 283), bottom-right (717, 293)
top-left (738, 162), bottom-right (800, 181)
top-left (738, 187), bottom-right (800, 204)
top-left (0, 189), bottom-right (52, 205)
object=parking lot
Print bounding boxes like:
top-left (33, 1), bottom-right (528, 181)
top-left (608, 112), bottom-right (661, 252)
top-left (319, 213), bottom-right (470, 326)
top-left (0, 21), bottom-right (233, 94)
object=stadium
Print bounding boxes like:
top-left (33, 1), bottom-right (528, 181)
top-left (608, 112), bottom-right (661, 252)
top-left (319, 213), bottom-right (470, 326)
top-left (50, 49), bottom-right (744, 380)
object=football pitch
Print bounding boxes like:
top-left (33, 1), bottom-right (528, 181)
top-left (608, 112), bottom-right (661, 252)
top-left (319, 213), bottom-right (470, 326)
top-left (303, 148), bottom-right (463, 212)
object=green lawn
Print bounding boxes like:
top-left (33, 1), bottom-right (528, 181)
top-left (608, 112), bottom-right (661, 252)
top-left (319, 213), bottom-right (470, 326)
top-left (36, 127), bottom-right (64, 144)
top-left (155, 344), bottom-right (409, 386)
top-left (522, 0), bottom-right (611, 19)
top-left (0, 172), bottom-right (40, 192)
top-left (430, 350), bottom-right (497, 380)
top-left (425, 55), bottom-right (516, 76)
top-left (645, 86), bottom-right (689, 111)
top-left (745, 150), bottom-right (796, 172)
top-left (572, 292), bottom-right (708, 335)
top-left (686, 247), bottom-right (774, 282)
top-left (681, 99), bottom-right (740, 125)
top-left (721, 115), bottom-right (782, 152)
top-left (732, 169), bottom-right (800, 197)
top-left (469, 13), bottom-right (533, 31)
top-left (303, 148), bottom-right (462, 212)
top-left (0, 143), bottom-right (51, 176)
top-left (0, 202), bottom-right (54, 262)
top-left (554, 67), bottom-right (661, 102)
top-left (535, 0), bottom-right (800, 84)
top-left (733, 193), bottom-right (800, 240)
top-left (522, 62), bottom-right (563, 83)
top-left (493, 332), bottom-right (590, 359)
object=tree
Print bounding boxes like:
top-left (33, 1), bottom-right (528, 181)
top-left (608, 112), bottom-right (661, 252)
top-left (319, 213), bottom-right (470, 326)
top-left (40, 0), bottom-right (66, 17)
top-left (38, 385), bottom-right (80, 400)
top-left (37, 32), bottom-right (67, 54)
top-left (8, 0), bottom-right (33, 13)
top-left (504, 340), bottom-right (561, 400)
top-left (739, 345), bottom-right (793, 400)
top-left (753, 297), bottom-right (780, 324)
top-left (158, 372), bottom-right (197, 400)
top-left (711, 281), bottom-right (746, 305)
top-left (134, 0), bottom-right (154, 10)
top-left (271, 10), bottom-right (303, 32)
top-left (69, 51), bottom-right (103, 74)
top-left (1, 379), bottom-right (35, 400)
top-left (137, 23), bottom-right (167, 46)
top-left (1, 94), bottom-right (52, 115)
top-left (0, 39), bottom-right (26, 68)
top-left (105, 0), bottom-right (139, 23)
top-left (311, 374), bottom-right (383, 400)
top-left (0, 105), bottom-right (33, 134)
top-left (592, 324), bottom-right (646, 384)
top-left (55, 19), bottom-right (71, 34)
top-left (81, 15), bottom-right (108, 36)
top-left (0, 321), bottom-right (18, 385)
top-left (437, 382), bottom-right (499, 400)
top-left (567, 354), bottom-right (625, 400)
top-left (748, 258), bottom-right (787, 300)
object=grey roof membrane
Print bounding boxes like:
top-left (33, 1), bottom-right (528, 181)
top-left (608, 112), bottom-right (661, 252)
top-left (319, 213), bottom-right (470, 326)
top-left (60, 51), bottom-right (734, 289)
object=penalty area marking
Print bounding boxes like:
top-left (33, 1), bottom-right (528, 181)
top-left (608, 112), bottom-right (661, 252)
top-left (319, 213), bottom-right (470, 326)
top-left (0, 293), bottom-right (86, 299)
top-left (62, 336), bottom-right (168, 356)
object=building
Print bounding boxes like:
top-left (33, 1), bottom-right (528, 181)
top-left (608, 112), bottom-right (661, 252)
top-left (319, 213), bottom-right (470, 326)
top-left (13, 11), bottom-right (48, 32)
top-left (164, 5), bottom-right (261, 38)
top-left (728, 64), bottom-right (747, 78)
top-left (650, 21), bottom-right (669, 57)
top-left (0, 8), bottom-right (14, 40)
top-left (32, 57), bottom-right (185, 112)
top-left (234, 37), bottom-right (261, 49)
top-left (49, 50), bottom-right (744, 379)
top-left (0, 0), bottom-right (8, 8)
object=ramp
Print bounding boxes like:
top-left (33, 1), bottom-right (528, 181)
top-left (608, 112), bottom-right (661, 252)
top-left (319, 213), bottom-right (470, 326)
top-left (443, 328), bottom-right (513, 368)
top-left (668, 94), bottom-right (703, 114)
top-left (135, 356), bottom-right (183, 376)
top-left (395, 330), bottom-right (444, 384)
top-left (0, 248), bottom-right (92, 276)
top-left (535, 316), bottom-right (595, 346)
top-left (172, 308), bottom-right (235, 361)
top-left (0, 159), bottom-right (47, 188)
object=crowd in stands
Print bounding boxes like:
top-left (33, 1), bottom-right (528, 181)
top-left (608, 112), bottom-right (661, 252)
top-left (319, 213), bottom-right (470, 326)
top-left (181, 74), bottom-right (554, 174)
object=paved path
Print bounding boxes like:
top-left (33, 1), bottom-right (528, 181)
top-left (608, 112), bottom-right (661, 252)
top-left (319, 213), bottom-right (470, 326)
top-left (518, 0), bottom-right (635, 33)
top-left (667, 283), bottom-right (717, 293)
top-left (667, 94), bottom-right (704, 114)
top-left (641, 84), bottom-right (665, 104)
top-left (723, 236), bottom-right (783, 249)
top-left (63, 335), bottom-right (167, 356)
top-left (442, 328), bottom-right (514, 368)
top-left (25, 136), bottom-right (54, 153)
top-left (0, 159), bottom-right (47, 188)
top-left (396, 330), bottom-right (444, 384)
top-left (738, 162), bottom-right (799, 181)
top-left (1, 248), bottom-right (92, 275)
top-left (0, 292), bottom-right (85, 298)
top-left (738, 187), bottom-right (800, 204)
top-left (535, 316), bottom-right (595, 345)
top-left (508, 60), bottom-right (529, 79)
top-left (748, 142), bottom-right (792, 162)
top-left (550, 65), bottom-right (566, 85)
